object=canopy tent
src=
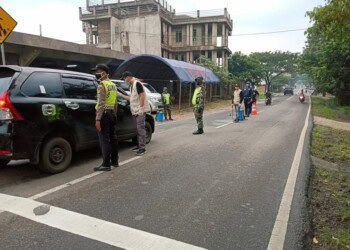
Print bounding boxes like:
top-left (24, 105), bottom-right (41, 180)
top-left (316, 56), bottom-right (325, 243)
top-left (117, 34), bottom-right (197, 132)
top-left (113, 54), bottom-right (221, 109)
top-left (113, 54), bottom-right (220, 85)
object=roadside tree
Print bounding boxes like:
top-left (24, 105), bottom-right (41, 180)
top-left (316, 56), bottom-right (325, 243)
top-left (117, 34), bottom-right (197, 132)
top-left (300, 0), bottom-right (350, 105)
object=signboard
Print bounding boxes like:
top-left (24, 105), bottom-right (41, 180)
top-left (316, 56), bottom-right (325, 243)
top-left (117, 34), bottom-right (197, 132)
top-left (0, 7), bottom-right (17, 44)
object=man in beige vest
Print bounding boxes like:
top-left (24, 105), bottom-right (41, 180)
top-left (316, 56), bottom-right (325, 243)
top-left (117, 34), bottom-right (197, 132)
top-left (120, 71), bottom-right (150, 156)
top-left (232, 84), bottom-right (244, 123)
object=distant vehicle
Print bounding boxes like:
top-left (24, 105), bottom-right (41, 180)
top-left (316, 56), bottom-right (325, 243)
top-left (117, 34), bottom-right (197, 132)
top-left (284, 87), bottom-right (294, 95)
top-left (265, 96), bottom-right (272, 105)
top-left (0, 66), bottom-right (154, 174)
top-left (111, 80), bottom-right (162, 113)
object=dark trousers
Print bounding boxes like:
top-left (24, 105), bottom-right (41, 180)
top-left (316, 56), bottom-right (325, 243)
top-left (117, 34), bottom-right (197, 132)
top-left (194, 106), bottom-right (204, 130)
top-left (163, 104), bottom-right (172, 119)
top-left (244, 98), bottom-right (252, 116)
top-left (98, 112), bottom-right (119, 166)
top-left (133, 113), bottom-right (146, 150)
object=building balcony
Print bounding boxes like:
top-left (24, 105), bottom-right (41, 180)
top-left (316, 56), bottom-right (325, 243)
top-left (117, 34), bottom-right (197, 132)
top-left (160, 8), bottom-right (233, 30)
top-left (162, 43), bottom-right (232, 54)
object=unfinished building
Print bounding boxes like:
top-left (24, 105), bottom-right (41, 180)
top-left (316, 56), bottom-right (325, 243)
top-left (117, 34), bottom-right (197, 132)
top-left (79, 0), bottom-right (232, 69)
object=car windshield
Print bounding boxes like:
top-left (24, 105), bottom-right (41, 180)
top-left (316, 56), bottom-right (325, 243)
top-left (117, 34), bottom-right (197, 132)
top-left (0, 70), bottom-right (15, 95)
top-left (143, 83), bottom-right (158, 93)
top-left (112, 80), bottom-right (130, 91)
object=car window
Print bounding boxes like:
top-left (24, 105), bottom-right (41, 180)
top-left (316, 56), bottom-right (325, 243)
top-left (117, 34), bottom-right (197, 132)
top-left (143, 83), bottom-right (157, 93)
top-left (21, 72), bottom-right (62, 98)
top-left (120, 81), bottom-right (130, 90)
top-left (0, 70), bottom-right (15, 95)
top-left (117, 94), bottom-right (124, 102)
top-left (62, 76), bottom-right (96, 100)
top-left (112, 80), bottom-right (130, 91)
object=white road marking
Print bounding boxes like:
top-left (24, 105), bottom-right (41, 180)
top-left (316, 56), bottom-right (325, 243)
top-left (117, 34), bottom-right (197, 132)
top-left (0, 156), bottom-right (142, 215)
top-left (267, 98), bottom-right (311, 249)
top-left (29, 156), bottom-right (141, 200)
top-left (0, 193), bottom-right (205, 250)
top-left (216, 122), bottom-right (232, 129)
top-left (287, 95), bottom-right (295, 101)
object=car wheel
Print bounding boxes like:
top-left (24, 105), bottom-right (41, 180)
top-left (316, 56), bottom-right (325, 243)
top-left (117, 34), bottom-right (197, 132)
top-left (145, 121), bottom-right (152, 144)
top-left (0, 159), bottom-right (10, 167)
top-left (39, 137), bottom-right (72, 174)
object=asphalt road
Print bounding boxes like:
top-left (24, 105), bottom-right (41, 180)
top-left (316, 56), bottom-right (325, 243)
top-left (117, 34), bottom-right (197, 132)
top-left (0, 95), bottom-right (312, 250)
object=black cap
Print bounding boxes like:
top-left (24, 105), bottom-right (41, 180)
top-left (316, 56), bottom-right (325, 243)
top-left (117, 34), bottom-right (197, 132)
top-left (94, 64), bottom-right (109, 74)
top-left (121, 71), bottom-right (133, 80)
top-left (195, 76), bottom-right (204, 82)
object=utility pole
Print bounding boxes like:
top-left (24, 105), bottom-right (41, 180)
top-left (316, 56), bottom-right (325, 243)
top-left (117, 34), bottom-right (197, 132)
top-left (39, 24), bottom-right (42, 36)
top-left (1, 44), bottom-right (5, 65)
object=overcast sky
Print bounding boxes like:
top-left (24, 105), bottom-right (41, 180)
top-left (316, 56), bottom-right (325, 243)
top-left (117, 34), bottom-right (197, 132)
top-left (2, 0), bottom-right (325, 54)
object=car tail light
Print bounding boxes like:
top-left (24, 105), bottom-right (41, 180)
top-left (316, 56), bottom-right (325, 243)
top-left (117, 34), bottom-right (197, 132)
top-left (0, 150), bottom-right (11, 155)
top-left (0, 91), bottom-right (23, 121)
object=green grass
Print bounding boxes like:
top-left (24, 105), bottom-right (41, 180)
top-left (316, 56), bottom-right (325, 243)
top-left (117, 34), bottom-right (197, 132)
top-left (311, 125), bottom-right (350, 249)
top-left (311, 97), bottom-right (350, 121)
top-left (311, 167), bottom-right (350, 249)
top-left (311, 125), bottom-right (350, 165)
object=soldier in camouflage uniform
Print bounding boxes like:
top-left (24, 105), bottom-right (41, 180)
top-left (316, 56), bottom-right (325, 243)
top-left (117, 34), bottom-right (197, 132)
top-left (192, 76), bottom-right (205, 135)
top-left (162, 87), bottom-right (173, 120)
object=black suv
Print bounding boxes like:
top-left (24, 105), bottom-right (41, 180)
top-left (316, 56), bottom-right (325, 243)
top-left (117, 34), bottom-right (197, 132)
top-left (284, 87), bottom-right (294, 95)
top-left (0, 66), bottom-right (154, 173)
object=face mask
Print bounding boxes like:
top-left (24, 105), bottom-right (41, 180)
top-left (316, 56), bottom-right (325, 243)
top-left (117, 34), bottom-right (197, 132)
top-left (95, 73), bottom-right (103, 80)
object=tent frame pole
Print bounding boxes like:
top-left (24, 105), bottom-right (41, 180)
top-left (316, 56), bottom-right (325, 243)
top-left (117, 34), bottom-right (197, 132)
top-left (210, 84), bottom-right (213, 102)
top-left (189, 83), bottom-right (192, 107)
top-left (179, 81), bottom-right (182, 110)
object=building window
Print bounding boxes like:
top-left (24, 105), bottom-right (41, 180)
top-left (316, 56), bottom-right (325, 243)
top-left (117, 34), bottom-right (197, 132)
top-left (193, 29), bottom-right (197, 42)
top-left (176, 30), bottom-right (182, 43)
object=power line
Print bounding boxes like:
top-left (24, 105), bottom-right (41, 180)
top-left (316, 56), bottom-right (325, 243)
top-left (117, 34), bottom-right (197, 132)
top-left (81, 27), bottom-right (308, 39)
top-left (231, 28), bottom-right (307, 36)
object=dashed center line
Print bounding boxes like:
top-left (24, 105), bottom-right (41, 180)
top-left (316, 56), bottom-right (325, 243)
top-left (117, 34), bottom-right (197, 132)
top-left (216, 122), bottom-right (232, 129)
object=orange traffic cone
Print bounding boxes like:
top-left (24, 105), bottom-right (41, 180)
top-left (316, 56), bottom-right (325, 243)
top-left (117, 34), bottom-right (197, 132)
top-left (251, 102), bottom-right (257, 115)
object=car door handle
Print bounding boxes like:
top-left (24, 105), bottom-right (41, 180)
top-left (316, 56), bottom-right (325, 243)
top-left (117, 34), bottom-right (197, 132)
top-left (64, 101), bottom-right (79, 110)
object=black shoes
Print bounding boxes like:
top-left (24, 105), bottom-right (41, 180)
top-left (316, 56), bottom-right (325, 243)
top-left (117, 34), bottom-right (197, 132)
top-left (193, 129), bottom-right (204, 135)
top-left (94, 165), bottom-right (112, 171)
top-left (132, 146), bottom-right (139, 152)
top-left (136, 149), bottom-right (146, 156)
top-left (111, 162), bottom-right (119, 168)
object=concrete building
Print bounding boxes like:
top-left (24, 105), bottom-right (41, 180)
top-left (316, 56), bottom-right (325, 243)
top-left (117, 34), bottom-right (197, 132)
top-left (79, 0), bottom-right (232, 69)
top-left (3, 32), bottom-right (129, 74)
